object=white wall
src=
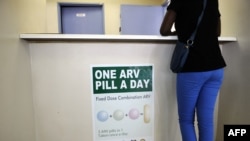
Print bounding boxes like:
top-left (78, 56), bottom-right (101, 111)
top-left (216, 0), bottom-right (250, 140)
top-left (0, 0), bottom-right (46, 141)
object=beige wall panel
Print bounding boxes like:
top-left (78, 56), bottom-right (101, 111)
top-left (0, 0), bottom-right (46, 141)
top-left (216, 0), bottom-right (250, 141)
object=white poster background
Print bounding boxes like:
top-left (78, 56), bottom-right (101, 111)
top-left (91, 65), bottom-right (154, 141)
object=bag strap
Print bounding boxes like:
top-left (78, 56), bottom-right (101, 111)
top-left (187, 0), bottom-right (207, 45)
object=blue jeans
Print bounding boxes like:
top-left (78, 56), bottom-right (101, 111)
top-left (176, 69), bottom-right (224, 141)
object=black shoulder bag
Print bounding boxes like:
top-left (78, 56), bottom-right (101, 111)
top-left (170, 0), bottom-right (207, 73)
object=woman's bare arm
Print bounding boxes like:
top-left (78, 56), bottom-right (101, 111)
top-left (160, 10), bottom-right (176, 36)
top-left (217, 18), bottom-right (221, 36)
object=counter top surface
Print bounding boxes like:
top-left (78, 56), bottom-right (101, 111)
top-left (20, 34), bottom-right (237, 42)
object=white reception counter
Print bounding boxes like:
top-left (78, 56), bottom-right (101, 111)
top-left (20, 34), bottom-right (236, 42)
top-left (20, 34), bottom-right (236, 141)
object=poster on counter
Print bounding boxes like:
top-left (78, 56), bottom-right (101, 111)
top-left (91, 65), bottom-right (154, 141)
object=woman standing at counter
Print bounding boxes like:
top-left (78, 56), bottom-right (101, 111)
top-left (160, 0), bottom-right (226, 141)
